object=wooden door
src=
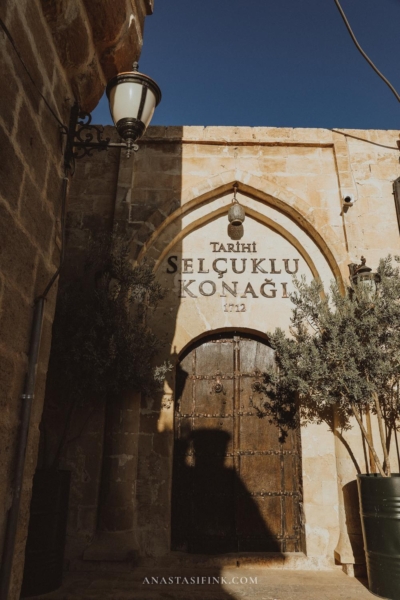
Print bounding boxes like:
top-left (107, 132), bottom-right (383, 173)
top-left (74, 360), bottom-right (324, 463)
top-left (171, 333), bottom-right (303, 554)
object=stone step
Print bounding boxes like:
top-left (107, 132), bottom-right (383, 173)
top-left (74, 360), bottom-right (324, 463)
top-left (136, 551), bottom-right (335, 570)
top-left (70, 552), bottom-right (335, 574)
top-left (28, 569), bottom-right (375, 600)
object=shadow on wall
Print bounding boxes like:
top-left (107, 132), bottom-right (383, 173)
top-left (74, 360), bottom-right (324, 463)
top-left (128, 132), bottom-right (307, 561)
top-left (27, 129), bottom-right (186, 573)
top-left (28, 125), bottom-right (301, 597)
top-left (124, 129), bottom-right (186, 559)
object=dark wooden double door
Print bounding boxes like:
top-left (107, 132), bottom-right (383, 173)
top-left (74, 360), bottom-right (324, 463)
top-left (171, 333), bottom-right (303, 554)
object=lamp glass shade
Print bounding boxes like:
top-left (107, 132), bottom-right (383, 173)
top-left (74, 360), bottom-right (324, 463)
top-left (355, 273), bottom-right (377, 295)
top-left (108, 82), bottom-right (157, 129)
top-left (106, 69), bottom-right (161, 144)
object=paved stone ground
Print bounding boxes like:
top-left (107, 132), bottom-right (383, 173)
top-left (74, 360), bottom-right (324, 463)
top-left (28, 568), bottom-right (378, 600)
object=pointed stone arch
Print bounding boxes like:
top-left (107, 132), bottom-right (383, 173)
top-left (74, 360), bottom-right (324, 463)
top-left (134, 169), bottom-right (347, 290)
top-left (152, 204), bottom-right (322, 283)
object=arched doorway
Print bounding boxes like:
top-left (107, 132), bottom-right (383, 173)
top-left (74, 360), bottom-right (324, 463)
top-left (171, 331), bottom-right (304, 554)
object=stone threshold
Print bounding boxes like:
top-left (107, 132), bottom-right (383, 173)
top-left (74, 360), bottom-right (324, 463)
top-left (67, 552), bottom-right (337, 574)
top-left (137, 552), bottom-right (336, 571)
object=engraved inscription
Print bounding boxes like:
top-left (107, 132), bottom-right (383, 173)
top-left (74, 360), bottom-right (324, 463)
top-left (224, 303), bottom-right (246, 312)
top-left (169, 241), bottom-right (301, 302)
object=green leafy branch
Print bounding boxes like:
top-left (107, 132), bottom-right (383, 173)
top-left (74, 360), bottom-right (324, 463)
top-left (260, 256), bottom-right (400, 477)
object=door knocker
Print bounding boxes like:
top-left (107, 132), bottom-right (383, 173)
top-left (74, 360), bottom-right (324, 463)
top-left (212, 372), bottom-right (225, 394)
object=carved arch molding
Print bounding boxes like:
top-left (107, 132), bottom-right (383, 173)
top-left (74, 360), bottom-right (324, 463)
top-left (133, 171), bottom-right (345, 291)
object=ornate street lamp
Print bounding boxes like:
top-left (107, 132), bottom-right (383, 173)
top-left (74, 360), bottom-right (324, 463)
top-left (349, 256), bottom-right (381, 295)
top-left (106, 61), bottom-right (161, 155)
top-left (64, 62), bottom-right (161, 164)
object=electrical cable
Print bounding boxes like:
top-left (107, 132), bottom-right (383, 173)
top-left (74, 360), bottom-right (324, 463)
top-left (39, 169), bottom-right (69, 299)
top-left (0, 17), bottom-right (66, 128)
top-left (331, 129), bottom-right (399, 151)
top-left (333, 0), bottom-right (400, 104)
top-left (344, 133), bottom-right (359, 204)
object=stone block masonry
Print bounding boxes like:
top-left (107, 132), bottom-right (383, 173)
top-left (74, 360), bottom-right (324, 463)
top-left (0, 1), bottom-right (152, 597)
top-left (57, 124), bottom-right (400, 576)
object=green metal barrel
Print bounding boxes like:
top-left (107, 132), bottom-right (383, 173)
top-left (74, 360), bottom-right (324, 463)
top-left (357, 473), bottom-right (400, 600)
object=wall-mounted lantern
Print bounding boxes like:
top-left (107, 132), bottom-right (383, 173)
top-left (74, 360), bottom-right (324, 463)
top-left (227, 185), bottom-right (245, 240)
top-left (106, 62), bottom-right (162, 155)
top-left (64, 62), bottom-right (161, 166)
top-left (349, 256), bottom-right (381, 295)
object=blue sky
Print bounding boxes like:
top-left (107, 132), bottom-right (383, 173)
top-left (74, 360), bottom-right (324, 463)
top-left (92, 0), bottom-right (400, 130)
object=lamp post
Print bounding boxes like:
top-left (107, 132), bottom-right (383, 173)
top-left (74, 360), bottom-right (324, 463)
top-left (64, 62), bottom-right (161, 165)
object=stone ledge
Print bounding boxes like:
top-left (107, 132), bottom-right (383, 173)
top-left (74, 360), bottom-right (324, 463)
top-left (136, 552), bottom-right (336, 571)
top-left (142, 126), bottom-right (400, 148)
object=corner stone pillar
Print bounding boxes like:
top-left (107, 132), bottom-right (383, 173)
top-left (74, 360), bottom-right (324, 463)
top-left (84, 391), bottom-right (140, 561)
top-left (333, 408), bottom-right (365, 575)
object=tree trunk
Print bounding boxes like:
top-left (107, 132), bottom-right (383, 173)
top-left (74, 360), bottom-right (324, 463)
top-left (352, 403), bottom-right (386, 477)
top-left (373, 392), bottom-right (391, 476)
top-left (365, 406), bottom-right (376, 473)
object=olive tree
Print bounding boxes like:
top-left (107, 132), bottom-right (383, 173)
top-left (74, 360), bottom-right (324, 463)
top-left (43, 231), bottom-right (169, 467)
top-left (260, 256), bottom-right (400, 477)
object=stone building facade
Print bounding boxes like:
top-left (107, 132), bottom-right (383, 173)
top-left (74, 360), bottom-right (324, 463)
top-left (0, 1), bottom-right (153, 597)
top-left (58, 125), bottom-right (400, 574)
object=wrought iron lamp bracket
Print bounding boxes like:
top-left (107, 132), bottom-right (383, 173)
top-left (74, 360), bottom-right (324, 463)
top-left (232, 183), bottom-right (239, 203)
top-left (63, 102), bottom-right (138, 171)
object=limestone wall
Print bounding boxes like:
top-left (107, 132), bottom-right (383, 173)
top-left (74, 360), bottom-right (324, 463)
top-left (132, 126), bottom-right (400, 564)
top-left (59, 125), bottom-right (400, 571)
top-left (39, 0), bottom-right (153, 111)
top-left (0, 1), bottom-right (152, 596)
